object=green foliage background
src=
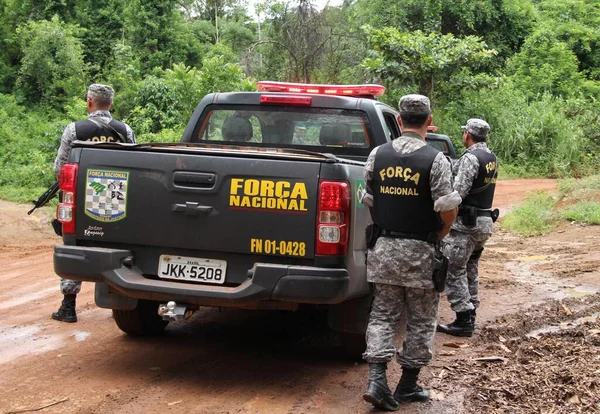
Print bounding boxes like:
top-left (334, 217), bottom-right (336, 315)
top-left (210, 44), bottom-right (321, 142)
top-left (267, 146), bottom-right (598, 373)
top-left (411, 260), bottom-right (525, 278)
top-left (1, 0), bottom-right (600, 202)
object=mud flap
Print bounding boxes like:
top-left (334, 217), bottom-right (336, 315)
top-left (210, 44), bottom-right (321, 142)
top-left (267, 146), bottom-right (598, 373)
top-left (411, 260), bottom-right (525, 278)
top-left (95, 282), bottom-right (138, 310)
top-left (327, 293), bottom-right (373, 334)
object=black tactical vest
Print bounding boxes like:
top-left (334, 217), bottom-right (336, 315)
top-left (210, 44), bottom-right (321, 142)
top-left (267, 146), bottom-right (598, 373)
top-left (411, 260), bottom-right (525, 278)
top-left (372, 142), bottom-right (441, 233)
top-left (462, 148), bottom-right (498, 209)
top-left (74, 119), bottom-right (128, 143)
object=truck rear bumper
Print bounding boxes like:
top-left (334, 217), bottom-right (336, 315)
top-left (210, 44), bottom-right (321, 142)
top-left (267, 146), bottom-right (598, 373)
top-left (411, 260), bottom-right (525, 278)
top-left (54, 245), bottom-right (350, 306)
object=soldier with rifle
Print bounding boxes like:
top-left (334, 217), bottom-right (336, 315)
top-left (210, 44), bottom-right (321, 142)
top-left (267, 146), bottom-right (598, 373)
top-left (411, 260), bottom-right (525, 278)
top-left (50, 84), bottom-right (136, 323)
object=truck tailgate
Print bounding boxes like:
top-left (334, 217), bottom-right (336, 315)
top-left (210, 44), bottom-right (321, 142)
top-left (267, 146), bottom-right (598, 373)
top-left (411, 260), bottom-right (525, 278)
top-left (75, 149), bottom-right (320, 260)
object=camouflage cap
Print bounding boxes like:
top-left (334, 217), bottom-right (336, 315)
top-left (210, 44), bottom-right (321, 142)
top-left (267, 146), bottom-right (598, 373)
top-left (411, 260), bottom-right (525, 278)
top-left (86, 84), bottom-right (114, 101)
top-left (461, 118), bottom-right (490, 139)
top-left (398, 94), bottom-right (431, 114)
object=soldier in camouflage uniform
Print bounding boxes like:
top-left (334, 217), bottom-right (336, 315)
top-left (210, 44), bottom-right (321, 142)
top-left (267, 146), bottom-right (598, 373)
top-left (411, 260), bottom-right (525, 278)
top-left (437, 119), bottom-right (497, 337)
top-left (362, 95), bottom-right (460, 411)
top-left (52, 84), bottom-right (136, 323)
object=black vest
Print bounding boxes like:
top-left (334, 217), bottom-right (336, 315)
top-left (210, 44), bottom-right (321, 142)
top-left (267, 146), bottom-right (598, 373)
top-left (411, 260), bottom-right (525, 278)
top-left (373, 142), bottom-right (441, 233)
top-left (462, 148), bottom-right (498, 209)
top-left (74, 119), bottom-right (128, 143)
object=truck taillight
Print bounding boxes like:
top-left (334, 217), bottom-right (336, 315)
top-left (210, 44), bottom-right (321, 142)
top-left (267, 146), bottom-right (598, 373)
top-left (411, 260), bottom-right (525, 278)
top-left (57, 163), bottom-right (79, 235)
top-left (316, 180), bottom-right (350, 255)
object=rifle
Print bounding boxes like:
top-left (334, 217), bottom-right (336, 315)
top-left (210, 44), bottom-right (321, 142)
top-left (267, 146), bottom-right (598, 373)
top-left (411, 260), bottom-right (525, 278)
top-left (27, 182), bottom-right (59, 215)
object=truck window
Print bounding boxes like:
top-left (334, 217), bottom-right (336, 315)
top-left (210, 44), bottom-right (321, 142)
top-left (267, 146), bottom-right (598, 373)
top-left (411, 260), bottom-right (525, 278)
top-left (426, 138), bottom-right (450, 153)
top-left (194, 106), bottom-right (374, 157)
top-left (382, 112), bottom-right (401, 140)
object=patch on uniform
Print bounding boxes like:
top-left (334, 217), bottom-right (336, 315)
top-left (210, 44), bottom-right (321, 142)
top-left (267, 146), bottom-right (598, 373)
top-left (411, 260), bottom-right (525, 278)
top-left (355, 179), bottom-right (367, 207)
top-left (84, 169), bottom-right (129, 222)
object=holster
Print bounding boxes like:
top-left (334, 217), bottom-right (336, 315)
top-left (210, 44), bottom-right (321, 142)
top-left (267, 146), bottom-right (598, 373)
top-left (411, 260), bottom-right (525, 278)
top-left (432, 244), bottom-right (448, 293)
top-left (365, 223), bottom-right (381, 249)
top-left (491, 208), bottom-right (500, 223)
top-left (460, 205), bottom-right (478, 226)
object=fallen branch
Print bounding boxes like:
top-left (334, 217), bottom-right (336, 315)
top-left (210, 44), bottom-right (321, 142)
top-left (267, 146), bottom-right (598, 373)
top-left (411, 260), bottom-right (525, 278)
top-left (6, 398), bottom-right (69, 414)
top-left (559, 301), bottom-right (573, 316)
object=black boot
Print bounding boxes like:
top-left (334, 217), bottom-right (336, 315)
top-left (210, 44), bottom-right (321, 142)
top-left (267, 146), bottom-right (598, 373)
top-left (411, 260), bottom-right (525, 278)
top-left (436, 311), bottom-right (474, 337)
top-left (471, 308), bottom-right (477, 325)
top-left (362, 363), bottom-right (400, 411)
top-left (393, 367), bottom-right (429, 403)
top-left (51, 294), bottom-right (77, 323)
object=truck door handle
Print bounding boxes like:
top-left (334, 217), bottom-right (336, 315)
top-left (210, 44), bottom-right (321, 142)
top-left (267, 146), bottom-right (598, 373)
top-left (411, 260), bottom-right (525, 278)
top-left (173, 172), bottom-right (216, 188)
top-left (172, 202), bottom-right (214, 216)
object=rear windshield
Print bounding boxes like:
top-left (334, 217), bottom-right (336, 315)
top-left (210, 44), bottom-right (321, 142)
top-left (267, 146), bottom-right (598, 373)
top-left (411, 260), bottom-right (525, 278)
top-left (192, 105), bottom-right (373, 157)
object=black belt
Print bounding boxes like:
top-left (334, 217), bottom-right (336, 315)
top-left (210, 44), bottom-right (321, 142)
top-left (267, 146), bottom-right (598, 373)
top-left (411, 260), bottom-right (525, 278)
top-left (379, 229), bottom-right (439, 243)
top-left (459, 208), bottom-right (492, 217)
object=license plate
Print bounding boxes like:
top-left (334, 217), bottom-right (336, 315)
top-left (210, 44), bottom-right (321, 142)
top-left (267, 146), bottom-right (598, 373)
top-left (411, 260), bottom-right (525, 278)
top-left (158, 255), bottom-right (227, 285)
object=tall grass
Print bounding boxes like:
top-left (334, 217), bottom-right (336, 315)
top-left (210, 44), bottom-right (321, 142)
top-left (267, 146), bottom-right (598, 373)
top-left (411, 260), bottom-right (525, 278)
top-left (562, 201), bottom-right (600, 224)
top-left (501, 191), bottom-right (556, 236)
top-left (0, 94), bottom-right (66, 202)
top-left (435, 81), bottom-right (592, 177)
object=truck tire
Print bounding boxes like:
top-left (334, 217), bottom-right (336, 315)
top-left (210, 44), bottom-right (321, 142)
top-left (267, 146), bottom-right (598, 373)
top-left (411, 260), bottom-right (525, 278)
top-left (112, 299), bottom-right (168, 336)
top-left (339, 332), bottom-right (367, 359)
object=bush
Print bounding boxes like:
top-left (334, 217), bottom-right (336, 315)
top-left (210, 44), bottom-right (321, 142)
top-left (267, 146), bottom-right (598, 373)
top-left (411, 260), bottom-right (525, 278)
top-left (561, 201), bottom-right (600, 225)
top-left (0, 94), bottom-right (65, 202)
top-left (435, 81), bottom-right (590, 177)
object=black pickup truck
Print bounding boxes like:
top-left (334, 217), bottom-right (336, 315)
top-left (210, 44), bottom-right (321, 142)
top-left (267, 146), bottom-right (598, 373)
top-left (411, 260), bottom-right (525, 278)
top-left (53, 81), bottom-right (455, 355)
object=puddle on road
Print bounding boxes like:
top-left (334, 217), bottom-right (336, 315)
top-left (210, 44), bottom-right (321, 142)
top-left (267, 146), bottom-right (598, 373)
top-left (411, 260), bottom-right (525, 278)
top-left (506, 258), bottom-right (599, 301)
top-left (0, 325), bottom-right (91, 365)
top-left (568, 285), bottom-right (599, 297)
top-left (526, 312), bottom-right (600, 339)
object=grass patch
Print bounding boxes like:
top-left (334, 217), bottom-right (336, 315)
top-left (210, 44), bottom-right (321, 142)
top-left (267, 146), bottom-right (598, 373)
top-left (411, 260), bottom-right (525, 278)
top-left (558, 175), bottom-right (600, 197)
top-left (0, 186), bottom-right (51, 204)
top-left (561, 201), bottom-right (600, 224)
top-left (501, 191), bottom-right (556, 236)
top-left (498, 163), bottom-right (547, 179)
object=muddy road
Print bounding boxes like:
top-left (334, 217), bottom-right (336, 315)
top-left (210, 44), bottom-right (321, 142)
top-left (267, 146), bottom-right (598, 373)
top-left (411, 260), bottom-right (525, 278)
top-left (1, 178), bottom-right (598, 414)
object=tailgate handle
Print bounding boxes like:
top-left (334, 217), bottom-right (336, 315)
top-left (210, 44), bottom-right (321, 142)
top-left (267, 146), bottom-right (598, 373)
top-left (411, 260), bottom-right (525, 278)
top-left (173, 172), bottom-right (216, 188)
top-left (172, 202), bottom-right (214, 216)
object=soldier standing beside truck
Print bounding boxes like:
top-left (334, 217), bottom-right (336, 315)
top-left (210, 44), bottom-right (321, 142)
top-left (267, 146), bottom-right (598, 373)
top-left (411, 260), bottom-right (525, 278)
top-left (437, 118), bottom-right (498, 337)
top-left (361, 94), bottom-right (460, 411)
top-left (51, 83), bottom-right (136, 323)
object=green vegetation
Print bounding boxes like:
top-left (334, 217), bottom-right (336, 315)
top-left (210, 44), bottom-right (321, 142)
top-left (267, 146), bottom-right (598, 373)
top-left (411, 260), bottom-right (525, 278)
top-left (561, 201), bottom-right (600, 225)
top-left (502, 191), bottom-right (556, 236)
top-left (1, 0), bottom-right (600, 202)
top-left (502, 175), bottom-right (600, 235)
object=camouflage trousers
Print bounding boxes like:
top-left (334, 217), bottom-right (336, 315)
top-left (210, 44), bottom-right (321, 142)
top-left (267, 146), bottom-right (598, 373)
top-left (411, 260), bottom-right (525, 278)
top-left (443, 229), bottom-right (490, 313)
top-left (60, 279), bottom-right (82, 295)
top-left (362, 283), bottom-right (440, 369)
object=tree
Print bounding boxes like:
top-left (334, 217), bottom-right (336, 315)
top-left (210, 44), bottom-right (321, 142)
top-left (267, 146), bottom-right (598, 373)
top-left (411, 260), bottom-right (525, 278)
top-left (350, 0), bottom-right (535, 67)
top-left (123, 0), bottom-right (192, 71)
top-left (251, 0), bottom-right (330, 82)
top-left (534, 0), bottom-right (600, 80)
top-left (16, 16), bottom-right (85, 106)
top-left (362, 26), bottom-right (497, 99)
top-left (74, 0), bottom-right (127, 77)
top-left (507, 29), bottom-right (592, 98)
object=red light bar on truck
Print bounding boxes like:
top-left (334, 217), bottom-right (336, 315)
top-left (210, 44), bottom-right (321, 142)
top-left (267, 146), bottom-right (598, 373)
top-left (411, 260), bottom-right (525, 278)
top-left (257, 81), bottom-right (386, 98)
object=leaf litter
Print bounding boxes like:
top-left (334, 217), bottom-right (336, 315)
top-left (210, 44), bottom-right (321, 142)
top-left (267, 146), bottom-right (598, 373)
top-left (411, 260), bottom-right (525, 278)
top-left (433, 294), bottom-right (600, 413)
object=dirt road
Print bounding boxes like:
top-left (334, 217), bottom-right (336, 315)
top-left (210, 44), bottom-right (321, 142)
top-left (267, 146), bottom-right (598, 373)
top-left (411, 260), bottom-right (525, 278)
top-left (1, 179), bottom-right (598, 414)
